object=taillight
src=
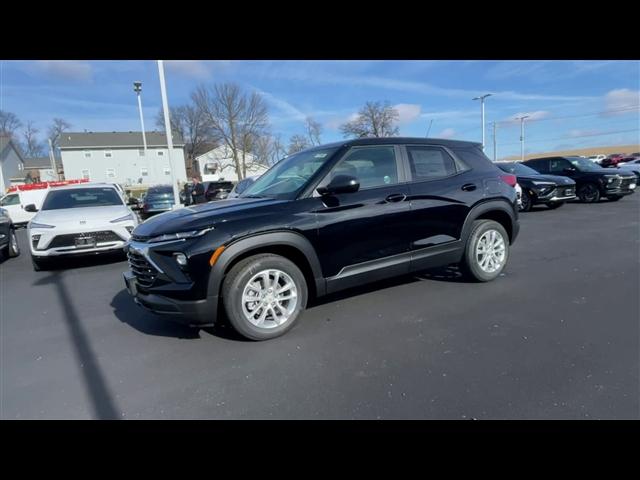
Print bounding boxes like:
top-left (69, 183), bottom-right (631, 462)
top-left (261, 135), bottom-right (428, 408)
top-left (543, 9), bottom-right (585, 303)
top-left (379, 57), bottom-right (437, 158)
top-left (500, 174), bottom-right (517, 187)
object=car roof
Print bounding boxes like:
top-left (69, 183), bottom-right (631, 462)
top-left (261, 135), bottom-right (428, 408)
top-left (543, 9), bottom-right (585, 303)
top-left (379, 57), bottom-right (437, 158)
top-left (298, 137), bottom-right (482, 152)
top-left (47, 182), bottom-right (119, 191)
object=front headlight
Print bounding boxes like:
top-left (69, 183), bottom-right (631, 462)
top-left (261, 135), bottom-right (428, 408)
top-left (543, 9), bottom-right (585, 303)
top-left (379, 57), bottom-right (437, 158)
top-left (147, 227), bottom-right (213, 243)
top-left (110, 213), bottom-right (134, 223)
top-left (30, 222), bottom-right (55, 229)
top-left (531, 181), bottom-right (555, 187)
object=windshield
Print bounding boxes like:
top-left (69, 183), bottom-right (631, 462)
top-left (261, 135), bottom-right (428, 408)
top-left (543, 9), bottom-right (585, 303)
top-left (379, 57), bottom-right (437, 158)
top-left (567, 157), bottom-right (605, 172)
top-left (498, 162), bottom-right (541, 176)
top-left (42, 187), bottom-right (124, 210)
top-left (240, 147), bottom-right (339, 199)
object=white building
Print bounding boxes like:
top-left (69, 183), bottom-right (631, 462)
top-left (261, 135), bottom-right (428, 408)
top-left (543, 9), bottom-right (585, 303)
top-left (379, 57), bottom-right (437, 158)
top-left (1, 135), bottom-right (26, 191)
top-left (59, 131), bottom-right (187, 186)
top-left (195, 145), bottom-right (269, 182)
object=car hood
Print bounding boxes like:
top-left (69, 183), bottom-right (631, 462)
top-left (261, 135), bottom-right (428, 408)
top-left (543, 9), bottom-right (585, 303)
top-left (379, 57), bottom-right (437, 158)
top-left (133, 197), bottom-right (288, 237)
top-left (517, 174), bottom-right (575, 185)
top-left (32, 205), bottom-right (131, 226)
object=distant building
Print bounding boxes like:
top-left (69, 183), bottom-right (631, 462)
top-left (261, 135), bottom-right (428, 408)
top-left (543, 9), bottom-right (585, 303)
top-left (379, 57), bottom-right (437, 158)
top-left (194, 145), bottom-right (268, 182)
top-left (0, 135), bottom-right (26, 191)
top-left (23, 157), bottom-right (57, 183)
top-left (59, 131), bottom-right (188, 186)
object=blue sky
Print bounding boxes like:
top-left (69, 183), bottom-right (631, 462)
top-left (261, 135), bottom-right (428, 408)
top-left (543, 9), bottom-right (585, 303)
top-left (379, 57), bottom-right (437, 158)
top-left (1, 60), bottom-right (638, 159)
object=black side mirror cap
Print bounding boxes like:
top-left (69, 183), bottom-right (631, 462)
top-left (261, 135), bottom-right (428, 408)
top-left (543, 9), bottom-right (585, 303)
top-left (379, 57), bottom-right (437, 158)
top-left (317, 174), bottom-right (360, 196)
top-left (24, 204), bottom-right (38, 212)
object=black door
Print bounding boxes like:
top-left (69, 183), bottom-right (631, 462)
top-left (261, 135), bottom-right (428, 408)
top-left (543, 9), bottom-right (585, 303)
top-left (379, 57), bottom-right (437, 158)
top-left (311, 145), bottom-right (412, 292)
top-left (402, 144), bottom-right (482, 271)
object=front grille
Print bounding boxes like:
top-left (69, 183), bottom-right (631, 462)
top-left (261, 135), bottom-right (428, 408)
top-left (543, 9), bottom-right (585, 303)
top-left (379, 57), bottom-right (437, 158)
top-left (47, 230), bottom-right (124, 249)
top-left (128, 250), bottom-right (158, 288)
top-left (620, 177), bottom-right (635, 189)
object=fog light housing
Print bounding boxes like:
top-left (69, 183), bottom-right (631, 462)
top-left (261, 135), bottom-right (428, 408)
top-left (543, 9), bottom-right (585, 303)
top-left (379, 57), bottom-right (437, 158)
top-left (32, 234), bottom-right (41, 249)
top-left (125, 226), bottom-right (134, 234)
top-left (174, 252), bottom-right (188, 268)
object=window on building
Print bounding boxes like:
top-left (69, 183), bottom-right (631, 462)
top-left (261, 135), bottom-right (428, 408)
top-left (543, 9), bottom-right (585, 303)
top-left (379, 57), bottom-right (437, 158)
top-left (157, 150), bottom-right (164, 156)
top-left (81, 169), bottom-right (91, 180)
top-left (163, 167), bottom-right (171, 175)
top-left (84, 150), bottom-right (92, 158)
top-left (139, 149), bottom-right (145, 156)
top-left (105, 151), bottom-right (113, 158)
top-left (140, 168), bottom-right (149, 177)
top-left (106, 168), bottom-right (116, 178)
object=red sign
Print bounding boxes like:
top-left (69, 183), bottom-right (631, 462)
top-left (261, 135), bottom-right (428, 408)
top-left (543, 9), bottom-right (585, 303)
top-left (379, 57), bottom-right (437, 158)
top-left (7, 178), bottom-right (90, 193)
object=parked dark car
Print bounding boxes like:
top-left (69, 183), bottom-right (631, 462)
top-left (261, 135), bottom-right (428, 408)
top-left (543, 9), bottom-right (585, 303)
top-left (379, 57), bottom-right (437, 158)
top-left (523, 156), bottom-right (636, 203)
top-left (140, 185), bottom-right (175, 219)
top-left (0, 207), bottom-right (20, 260)
top-left (496, 162), bottom-right (576, 211)
top-left (204, 181), bottom-right (235, 201)
top-left (123, 138), bottom-right (520, 340)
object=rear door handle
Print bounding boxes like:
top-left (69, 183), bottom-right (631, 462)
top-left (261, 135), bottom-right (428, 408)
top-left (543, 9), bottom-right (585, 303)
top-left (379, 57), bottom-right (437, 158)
top-left (461, 183), bottom-right (477, 192)
top-left (385, 193), bottom-right (407, 203)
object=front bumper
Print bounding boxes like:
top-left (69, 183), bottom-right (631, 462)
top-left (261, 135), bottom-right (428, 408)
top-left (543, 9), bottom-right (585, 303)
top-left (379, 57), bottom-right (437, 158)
top-left (123, 271), bottom-right (218, 326)
top-left (30, 224), bottom-right (134, 257)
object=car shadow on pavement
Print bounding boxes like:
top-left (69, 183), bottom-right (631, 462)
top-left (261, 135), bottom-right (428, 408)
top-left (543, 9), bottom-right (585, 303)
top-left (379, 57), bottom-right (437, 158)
top-left (40, 252), bottom-right (127, 271)
top-left (33, 272), bottom-right (120, 420)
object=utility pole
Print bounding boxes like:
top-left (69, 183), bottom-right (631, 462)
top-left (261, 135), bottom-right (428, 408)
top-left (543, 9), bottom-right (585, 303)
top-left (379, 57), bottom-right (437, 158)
top-left (133, 81), bottom-right (148, 156)
top-left (157, 60), bottom-right (181, 208)
top-left (426, 119), bottom-right (434, 138)
top-left (517, 115), bottom-right (530, 162)
top-left (492, 121), bottom-right (497, 162)
top-left (472, 93), bottom-right (492, 151)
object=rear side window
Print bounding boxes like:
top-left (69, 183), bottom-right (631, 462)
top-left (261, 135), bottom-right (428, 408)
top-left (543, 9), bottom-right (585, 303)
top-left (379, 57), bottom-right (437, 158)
top-left (1, 194), bottom-right (20, 206)
top-left (406, 146), bottom-right (462, 181)
top-left (526, 159), bottom-right (548, 173)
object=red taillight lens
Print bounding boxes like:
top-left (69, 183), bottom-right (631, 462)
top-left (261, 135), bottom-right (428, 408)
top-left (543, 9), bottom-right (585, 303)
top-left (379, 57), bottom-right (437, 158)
top-left (500, 174), bottom-right (517, 187)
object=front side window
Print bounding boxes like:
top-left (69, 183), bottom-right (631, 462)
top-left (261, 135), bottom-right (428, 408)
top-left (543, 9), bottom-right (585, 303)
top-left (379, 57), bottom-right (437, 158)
top-left (549, 158), bottom-right (570, 173)
top-left (41, 188), bottom-right (124, 210)
top-left (323, 146), bottom-right (399, 190)
top-left (241, 146), bottom-right (339, 200)
top-left (406, 146), bottom-right (458, 181)
top-left (1, 194), bottom-right (20, 206)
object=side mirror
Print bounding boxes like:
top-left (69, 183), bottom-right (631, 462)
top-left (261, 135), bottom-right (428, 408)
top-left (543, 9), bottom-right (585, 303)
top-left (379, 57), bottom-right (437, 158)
top-left (317, 175), bottom-right (360, 196)
top-left (24, 204), bottom-right (38, 212)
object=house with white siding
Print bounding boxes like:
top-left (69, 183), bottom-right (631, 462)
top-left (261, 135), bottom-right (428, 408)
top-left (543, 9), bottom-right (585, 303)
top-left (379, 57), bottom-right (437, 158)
top-left (0, 135), bottom-right (26, 191)
top-left (59, 131), bottom-right (187, 186)
top-left (194, 145), bottom-right (269, 182)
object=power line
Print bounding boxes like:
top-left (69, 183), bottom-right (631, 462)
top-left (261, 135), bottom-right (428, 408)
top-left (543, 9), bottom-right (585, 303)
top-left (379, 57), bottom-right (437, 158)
top-left (492, 104), bottom-right (640, 127)
top-left (495, 127), bottom-right (640, 147)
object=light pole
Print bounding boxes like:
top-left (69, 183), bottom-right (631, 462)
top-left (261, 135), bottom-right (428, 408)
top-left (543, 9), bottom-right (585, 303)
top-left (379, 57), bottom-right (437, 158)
top-left (133, 81), bottom-right (148, 156)
top-left (472, 93), bottom-right (492, 151)
top-left (492, 121), bottom-right (497, 162)
top-left (157, 60), bottom-right (181, 208)
top-left (517, 115), bottom-right (530, 162)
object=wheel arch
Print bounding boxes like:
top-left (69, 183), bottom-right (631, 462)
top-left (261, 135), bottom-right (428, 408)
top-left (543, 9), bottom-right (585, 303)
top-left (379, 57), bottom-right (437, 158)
top-left (461, 199), bottom-right (517, 244)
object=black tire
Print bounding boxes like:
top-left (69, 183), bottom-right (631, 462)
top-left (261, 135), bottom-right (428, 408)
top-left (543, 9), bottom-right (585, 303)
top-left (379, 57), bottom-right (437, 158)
top-left (607, 195), bottom-right (623, 202)
top-left (520, 190), bottom-right (533, 212)
top-left (222, 253), bottom-right (308, 341)
top-left (31, 256), bottom-right (49, 271)
top-left (459, 220), bottom-right (510, 282)
top-left (7, 228), bottom-right (20, 257)
top-left (546, 201), bottom-right (565, 209)
top-left (577, 183), bottom-right (600, 203)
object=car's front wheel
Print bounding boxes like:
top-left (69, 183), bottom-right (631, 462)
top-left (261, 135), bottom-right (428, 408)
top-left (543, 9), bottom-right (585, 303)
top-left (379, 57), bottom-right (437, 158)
top-left (222, 253), bottom-right (308, 340)
top-left (4, 228), bottom-right (20, 258)
top-left (460, 220), bottom-right (510, 282)
top-left (577, 183), bottom-right (600, 203)
top-left (520, 190), bottom-right (533, 212)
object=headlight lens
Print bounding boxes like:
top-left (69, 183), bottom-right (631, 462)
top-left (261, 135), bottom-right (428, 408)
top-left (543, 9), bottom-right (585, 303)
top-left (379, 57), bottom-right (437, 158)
top-left (30, 222), bottom-right (55, 229)
top-left (147, 227), bottom-right (213, 243)
top-left (110, 213), bottom-right (134, 223)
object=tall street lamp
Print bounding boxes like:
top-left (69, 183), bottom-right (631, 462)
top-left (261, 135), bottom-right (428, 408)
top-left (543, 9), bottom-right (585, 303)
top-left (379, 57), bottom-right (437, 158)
top-left (157, 60), bottom-right (181, 208)
top-left (472, 93), bottom-right (492, 151)
top-left (133, 81), bottom-right (148, 156)
top-left (517, 115), bottom-right (530, 162)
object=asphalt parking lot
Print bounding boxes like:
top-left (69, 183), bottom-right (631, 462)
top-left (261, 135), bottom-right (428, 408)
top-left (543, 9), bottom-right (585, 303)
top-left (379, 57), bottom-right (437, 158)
top-left (1, 195), bottom-right (638, 419)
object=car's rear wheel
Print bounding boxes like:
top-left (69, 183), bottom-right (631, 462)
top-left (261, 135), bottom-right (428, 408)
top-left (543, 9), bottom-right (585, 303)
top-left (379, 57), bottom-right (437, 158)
top-left (577, 183), bottom-right (600, 203)
top-left (460, 220), bottom-right (510, 282)
top-left (607, 195), bottom-right (623, 202)
top-left (3, 229), bottom-right (20, 258)
top-left (222, 253), bottom-right (308, 340)
top-left (520, 190), bottom-right (532, 212)
top-left (546, 201), bottom-right (565, 209)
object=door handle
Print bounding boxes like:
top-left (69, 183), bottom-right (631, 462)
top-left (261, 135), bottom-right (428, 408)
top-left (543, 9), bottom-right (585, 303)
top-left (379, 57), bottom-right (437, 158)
top-left (461, 183), bottom-right (477, 192)
top-left (385, 193), bottom-right (406, 203)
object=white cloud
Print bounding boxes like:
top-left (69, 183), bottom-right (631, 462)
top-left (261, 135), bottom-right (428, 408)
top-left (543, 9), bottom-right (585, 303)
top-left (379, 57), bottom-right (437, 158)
top-left (569, 129), bottom-right (600, 138)
top-left (506, 110), bottom-right (550, 123)
top-left (438, 128), bottom-right (456, 139)
top-left (326, 112), bottom-right (359, 130)
top-left (603, 89), bottom-right (640, 115)
top-left (254, 89), bottom-right (306, 123)
top-left (394, 103), bottom-right (422, 124)
top-left (31, 61), bottom-right (93, 81)
top-left (164, 60), bottom-right (212, 79)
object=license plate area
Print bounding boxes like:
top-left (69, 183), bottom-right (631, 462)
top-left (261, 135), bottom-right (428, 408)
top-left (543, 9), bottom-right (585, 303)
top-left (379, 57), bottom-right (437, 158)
top-left (75, 236), bottom-right (96, 248)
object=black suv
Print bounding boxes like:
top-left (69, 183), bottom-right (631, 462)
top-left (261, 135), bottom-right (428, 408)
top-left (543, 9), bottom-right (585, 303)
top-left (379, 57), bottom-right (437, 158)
top-left (123, 138), bottom-right (519, 340)
top-left (0, 207), bottom-right (20, 260)
top-left (523, 156), bottom-right (636, 203)
top-left (497, 162), bottom-right (576, 211)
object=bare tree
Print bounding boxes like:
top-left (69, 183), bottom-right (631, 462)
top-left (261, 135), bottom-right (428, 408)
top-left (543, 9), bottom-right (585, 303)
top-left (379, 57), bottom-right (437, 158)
top-left (22, 121), bottom-right (45, 158)
top-left (47, 118), bottom-right (72, 154)
top-left (193, 83), bottom-right (269, 181)
top-left (287, 134), bottom-right (311, 154)
top-left (0, 110), bottom-right (22, 137)
top-left (339, 101), bottom-right (399, 138)
top-left (305, 116), bottom-right (322, 146)
top-left (253, 134), bottom-right (287, 167)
